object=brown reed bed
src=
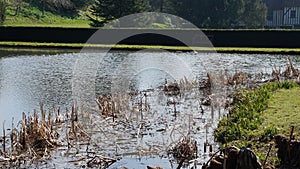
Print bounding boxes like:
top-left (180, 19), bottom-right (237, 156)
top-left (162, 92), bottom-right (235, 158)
top-left (0, 103), bottom-right (118, 168)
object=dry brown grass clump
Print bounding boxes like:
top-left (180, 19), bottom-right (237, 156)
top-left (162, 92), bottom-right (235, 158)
top-left (168, 136), bottom-right (197, 166)
top-left (19, 111), bottom-right (58, 151)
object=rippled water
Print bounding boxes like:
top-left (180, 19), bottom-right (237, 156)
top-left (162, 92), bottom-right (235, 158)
top-left (0, 50), bottom-right (299, 168)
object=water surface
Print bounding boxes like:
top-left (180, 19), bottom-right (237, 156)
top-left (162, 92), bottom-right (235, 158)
top-left (0, 51), bottom-right (299, 168)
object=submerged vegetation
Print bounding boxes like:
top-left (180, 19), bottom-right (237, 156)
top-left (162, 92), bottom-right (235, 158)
top-left (1, 56), bottom-right (300, 168)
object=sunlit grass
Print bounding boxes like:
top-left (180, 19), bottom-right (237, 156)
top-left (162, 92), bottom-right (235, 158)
top-left (3, 2), bottom-right (90, 28)
top-left (262, 87), bottom-right (300, 138)
top-left (215, 82), bottom-right (300, 166)
top-left (1, 41), bottom-right (300, 54)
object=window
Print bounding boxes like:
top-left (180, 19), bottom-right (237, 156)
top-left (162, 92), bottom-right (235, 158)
top-left (290, 10), bottom-right (296, 18)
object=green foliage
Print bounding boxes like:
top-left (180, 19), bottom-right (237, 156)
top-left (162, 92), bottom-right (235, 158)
top-left (214, 82), bottom-right (298, 144)
top-left (23, 0), bottom-right (94, 16)
top-left (241, 0), bottom-right (267, 28)
top-left (89, 0), bottom-right (150, 27)
top-left (167, 0), bottom-right (267, 28)
top-left (0, 0), bottom-right (6, 26)
top-left (259, 125), bottom-right (278, 142)
top-left (4, 2), bottom-right (89, 27)
top-left (88, 0), bottom-right (267, 28)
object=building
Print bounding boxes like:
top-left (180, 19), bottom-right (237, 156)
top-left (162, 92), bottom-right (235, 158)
top-left (264, 0), bottom-right (300, 28)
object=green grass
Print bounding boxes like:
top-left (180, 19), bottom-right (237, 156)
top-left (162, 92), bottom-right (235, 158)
top-left (215, 47), bottom-right (300, 53)
top-left (262, 87), bottom-right (300, 138)
top-left (0, 41), bottom-right (215, 51)
top-left (214, 82), bottom-right (300, 166)
top-left (2, 41), bottom-right (300, 54)
top-left (4, 2), bottom-right (90, 28)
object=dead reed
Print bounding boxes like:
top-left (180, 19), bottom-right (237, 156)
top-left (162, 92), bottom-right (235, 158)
top-left (167, 136), bottom-right (197, 165)
top-left (0, 103), bottom-right (95, 167)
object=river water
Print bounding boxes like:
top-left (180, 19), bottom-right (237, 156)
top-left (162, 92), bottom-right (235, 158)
top-left (0, 50), bottom-right (299, 168)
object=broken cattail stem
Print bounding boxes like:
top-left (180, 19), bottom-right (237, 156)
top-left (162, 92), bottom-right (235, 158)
top-left (66, 123), bottom-right (70, 149)
top-left (3, 121), bottom-right (6, 154)
top-left (173, 100), bottom-right (177, 114)
top-left (74, 104), bottom-right (78, 122)
top-left (11, 117), bottom-right (14, 150)
top-left (139, 94), bottom-right (143, 112)
top-left (56, 107), bottom-right (60, 123)
top-left (48, 109), bottom-right (52, 126)
top-left (65, 107), bottom-right (69, 120)
top-left (40, 103), bottom-right (45, 122)
top-left (139, 94), bottom-right (143, 120)
top-left (20, 112), bottom-right (27, 150)
top-left (112, 94), bottom-right (115, 122)
top-left (144, 93), bottom-right (148, 111)
top-left (71, 107), bottom-right (77, 140)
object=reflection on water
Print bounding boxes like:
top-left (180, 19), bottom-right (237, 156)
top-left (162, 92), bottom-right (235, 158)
top-left (0, 51), bottom-right (299, 130)
top-left (0, 51), bottom-right (299, 167)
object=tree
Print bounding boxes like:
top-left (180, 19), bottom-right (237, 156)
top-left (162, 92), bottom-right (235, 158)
top-left (0, 0), bottom-right (6, 26)
top-left (241, 0), bottom-right (267, 28)
top-left (71, 0), bottom-right (94, 9)
top-left (89, 0), bottom-right (150, 27)
top-left (169, 0), bottom-right (266, 28)
top-left (148, 0), bottom-right (173, 13)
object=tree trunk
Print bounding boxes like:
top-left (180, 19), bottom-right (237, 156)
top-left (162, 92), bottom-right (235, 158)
top-left (160, 0), bottom-right (164, 12)
top-left (0, 0), bottom-right (6, 26)
top-left (14, 0), bottom-right (21, 16)
top-left (41, 0), bottom-right (45, 16)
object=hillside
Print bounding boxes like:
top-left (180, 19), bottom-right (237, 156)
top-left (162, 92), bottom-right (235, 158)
top-left (3, 1), bottom-right (90, 28)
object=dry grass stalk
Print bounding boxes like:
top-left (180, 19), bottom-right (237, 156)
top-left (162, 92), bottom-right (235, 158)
top-left (96, 93), bottom-right (131, 119)
top-left (40, 103), bottom-right (46, 122)
top-left (271, 57), bottom-right (300, 82)
top-left (71, 104), bottom-right (78, 140)
top-left (0, 103), bottom-right (97, 167)
top-left (283, 57), bottom-right (300, 79)
top-left (18, 105), bottom-right (61, 152)
top-left (227, 72), bottom-right (251, 86)
top-left (96, 95), bottom-right (114, 117)
top-left (179, 76), bottom-right (198, 91)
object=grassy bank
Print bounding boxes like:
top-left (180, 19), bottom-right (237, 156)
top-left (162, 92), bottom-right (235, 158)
top-left (2, 41), bottom-right (300, 54)
top-left (4, 2), bottom-right (90, 28)
top-left (214, 82), bottom-right (300, 166)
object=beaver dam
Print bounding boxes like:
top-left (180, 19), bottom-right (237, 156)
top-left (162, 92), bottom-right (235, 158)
top-left (0, 52), bottom-right (300, 168)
